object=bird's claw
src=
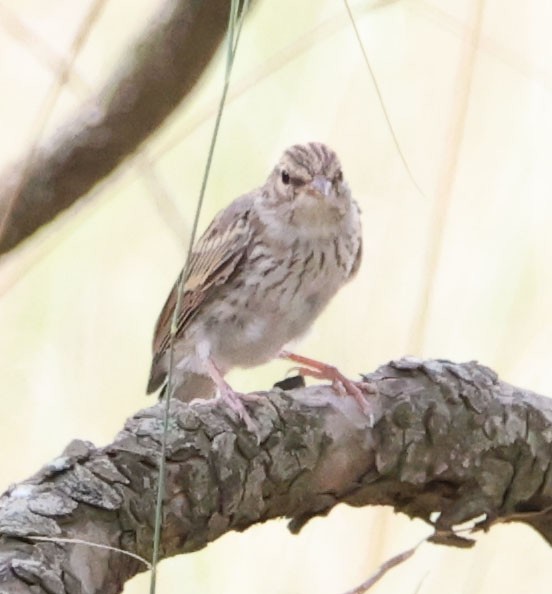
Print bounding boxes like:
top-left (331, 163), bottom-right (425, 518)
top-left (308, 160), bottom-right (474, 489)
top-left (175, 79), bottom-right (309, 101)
top-left (218, 387), bottom-right (259, 435)
top-left (281, 351), bottom-right (376, 415)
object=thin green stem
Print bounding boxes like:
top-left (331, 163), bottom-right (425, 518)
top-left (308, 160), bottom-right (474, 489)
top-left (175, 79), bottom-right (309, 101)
top-left (148, 2), bottom-right (248, 592)
top-left (344, 0), bottom-right (426, 199)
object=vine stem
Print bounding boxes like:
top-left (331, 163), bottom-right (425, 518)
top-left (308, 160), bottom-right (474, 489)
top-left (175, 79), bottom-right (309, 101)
top-left (148, 2), bottom-right (249, 592)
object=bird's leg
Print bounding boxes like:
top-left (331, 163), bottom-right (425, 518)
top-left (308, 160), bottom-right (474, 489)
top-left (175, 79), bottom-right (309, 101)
top-left (279, 350), bottom-right (375, 413)
top-left (204, 358), bottom-right (258, 432)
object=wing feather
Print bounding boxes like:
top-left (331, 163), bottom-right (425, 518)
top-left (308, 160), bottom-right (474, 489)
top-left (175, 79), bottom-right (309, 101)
top-left (147, 196), bottom-right (254, 391)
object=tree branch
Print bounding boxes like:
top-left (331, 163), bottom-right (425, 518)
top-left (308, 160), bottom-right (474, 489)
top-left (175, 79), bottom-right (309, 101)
top-left (1, 357), bottom-right (552, 593)
top-left (0, 0), bottom-right (241, 256)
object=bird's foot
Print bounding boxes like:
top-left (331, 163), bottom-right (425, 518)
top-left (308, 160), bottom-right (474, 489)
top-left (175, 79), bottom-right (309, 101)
top-left (279, 351), bottom-right (375, 414)
top-left (205, 357), bottom-right (258, 433)
top-left (217, 385), bottom-right (258, 434)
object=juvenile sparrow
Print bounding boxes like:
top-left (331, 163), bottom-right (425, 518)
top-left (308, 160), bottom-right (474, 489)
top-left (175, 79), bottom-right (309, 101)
top-left (147, 142), bottom-right (366, 418)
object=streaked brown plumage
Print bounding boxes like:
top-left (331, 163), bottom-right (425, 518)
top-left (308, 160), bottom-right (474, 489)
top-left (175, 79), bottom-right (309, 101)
top-left (147, 142), bottom-right (363, 414)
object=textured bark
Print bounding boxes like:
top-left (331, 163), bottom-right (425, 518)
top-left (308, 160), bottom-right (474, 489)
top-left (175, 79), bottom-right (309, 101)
top-left (0, 0), bottom-right (244, 255)
top-left (1, 357), bottom-right (552, 593)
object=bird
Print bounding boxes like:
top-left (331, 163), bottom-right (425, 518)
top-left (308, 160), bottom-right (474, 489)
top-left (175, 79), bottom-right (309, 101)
top-left (147, 141), bottom-right (367, 422)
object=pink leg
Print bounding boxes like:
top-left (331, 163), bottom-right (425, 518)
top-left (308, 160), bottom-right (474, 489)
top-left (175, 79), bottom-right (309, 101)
top-left (204, 358), bottom-right (258, 431)
top-left (279, 350), bottom-right (375, 413)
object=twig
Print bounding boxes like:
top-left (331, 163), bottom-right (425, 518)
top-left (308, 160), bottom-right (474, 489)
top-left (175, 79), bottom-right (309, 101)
top-left (27, 536), bottom-right (152, 569)
top-left (341, 537), bottom-right (429, 594)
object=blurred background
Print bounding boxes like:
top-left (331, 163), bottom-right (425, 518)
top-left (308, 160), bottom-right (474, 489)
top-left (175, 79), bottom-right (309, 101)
top-left (0, 0), bottom-right (551, 592)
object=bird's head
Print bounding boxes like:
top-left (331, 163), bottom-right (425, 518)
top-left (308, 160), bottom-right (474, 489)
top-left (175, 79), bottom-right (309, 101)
top-left (261, 142), bottom-right (352, 235)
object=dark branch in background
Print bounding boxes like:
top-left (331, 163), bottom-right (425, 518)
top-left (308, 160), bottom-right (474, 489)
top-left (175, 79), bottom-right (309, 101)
top-left (1, 357), bottom-right (552, 593)
top-left (0, 0), bottom-right (246, 256)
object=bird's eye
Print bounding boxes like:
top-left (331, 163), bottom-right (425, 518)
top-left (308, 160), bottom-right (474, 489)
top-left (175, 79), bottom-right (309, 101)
top-left (334, 169), bottom-right (343, 183)
top-left (281, 170), bottom-right (290, 185)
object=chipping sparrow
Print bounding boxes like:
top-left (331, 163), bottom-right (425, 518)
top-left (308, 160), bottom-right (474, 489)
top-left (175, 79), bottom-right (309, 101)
top-left (147, 142), bottom-right (367, 419)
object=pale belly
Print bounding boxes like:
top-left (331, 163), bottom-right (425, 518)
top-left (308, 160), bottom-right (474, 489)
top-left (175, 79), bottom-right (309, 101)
top-left (201, 247), bottom-right (348, 370)
top-left (208, 289), bottom-right (332, 369)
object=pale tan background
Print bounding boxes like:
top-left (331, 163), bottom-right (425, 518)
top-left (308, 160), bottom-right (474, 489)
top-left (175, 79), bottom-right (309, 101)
top-left (1, 0), bottom-right (551, 592)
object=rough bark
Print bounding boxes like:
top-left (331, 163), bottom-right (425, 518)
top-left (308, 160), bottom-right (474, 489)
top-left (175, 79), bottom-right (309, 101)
top-left (1, 357), bottom-right (552, 593)
top-left (0, 0), bottom-right (243, 256)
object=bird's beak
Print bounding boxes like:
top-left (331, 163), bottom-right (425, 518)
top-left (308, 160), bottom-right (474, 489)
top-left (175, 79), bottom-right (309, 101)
top-left (307, 175), bottom-right (332, 198)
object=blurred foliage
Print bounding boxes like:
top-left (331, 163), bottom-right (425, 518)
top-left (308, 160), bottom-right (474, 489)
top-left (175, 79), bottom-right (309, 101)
top-left (0, 0), bottom-right (551, 593)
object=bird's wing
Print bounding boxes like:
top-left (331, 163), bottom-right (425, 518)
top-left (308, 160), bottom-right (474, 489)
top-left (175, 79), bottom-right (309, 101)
top-left (147, 195), bottom-right (255, 391)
